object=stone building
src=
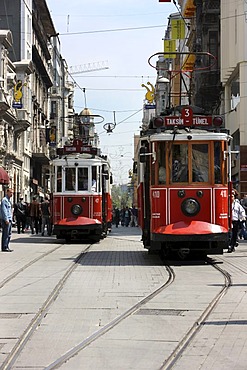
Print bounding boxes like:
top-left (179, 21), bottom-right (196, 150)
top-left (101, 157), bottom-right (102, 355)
top-left (0, 0), bottom-right (74, 201)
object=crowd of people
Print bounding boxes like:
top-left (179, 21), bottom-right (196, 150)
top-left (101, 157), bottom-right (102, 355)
top-left (2, 186), bottom-right (247, 253)
top-left (112, 206), bottom-right (138, 228)
top-left (1, 191), bottom-right (52, 252)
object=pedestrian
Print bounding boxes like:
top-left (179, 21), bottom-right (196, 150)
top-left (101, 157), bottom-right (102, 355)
top-left (240, 194), bottom-right (247, 240)
top-left (41, 196), bottom-right (52, 236)
top-left (228, 191), bottom-right (246, 253)
top-left (114, 207), bottom-right (120, 228)
top-left (25, 202), bottom-right (31, 231)
top-left (1, 188), bottom-right (14, 252)
top-left (120, 207), bottom-right (125, 226)
top-left (124, 206), bottom-right (131, 227)
top-left (13, 196), bottom-right (27, 234)
top-left (131, 205), bottom-right (138, 227)
top-left (30, 196), bottom-right (41, 234)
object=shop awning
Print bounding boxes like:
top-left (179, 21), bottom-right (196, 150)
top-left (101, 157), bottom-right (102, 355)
top-left (0, 167), bottom-right (10, 185)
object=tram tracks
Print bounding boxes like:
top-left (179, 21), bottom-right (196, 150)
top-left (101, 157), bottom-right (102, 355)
top-left (159, 256), bottom-right (232, 370)
top-left (1, 238), bottom-right (174, 370)
top-left (0, 244), bottom-right (64, 289)
top-left (44, 263), bottom-right (175, 370)
top-left (0, 241), bottom-right (233, 370)
top-left (0, 243), bottom-right (93, 370)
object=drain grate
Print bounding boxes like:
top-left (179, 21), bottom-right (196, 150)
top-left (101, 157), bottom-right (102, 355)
top-left (0, 313), bottom-right (22, 319)
top-left (135, 309), bottom-right (185, 316)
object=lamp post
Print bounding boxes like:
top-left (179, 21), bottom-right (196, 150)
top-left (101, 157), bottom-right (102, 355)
top-left (76, 108), bottom-right (104, 146)
top-left (156, 76), bottom-right (170, 116)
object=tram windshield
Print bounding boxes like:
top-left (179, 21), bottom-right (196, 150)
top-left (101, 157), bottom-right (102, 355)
top-left (65, 168), bottom-right (76, 190)
top-left (153, 140), bottom-right (225, 185)
top-left (192, 144), bottom-right (209, 182)
top-left (171, 144), bottom-right (188, 182)
top-left (55, 165), bottom-right (100, 192)
top-left (78, 168), bottom-right (88, 191)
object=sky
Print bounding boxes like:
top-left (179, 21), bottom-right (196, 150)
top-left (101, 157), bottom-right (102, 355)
top-left (46, 0), bottom-right (176, 184)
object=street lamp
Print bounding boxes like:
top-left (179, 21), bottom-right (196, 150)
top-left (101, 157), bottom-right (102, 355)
top-left (103, 111), bottom-right (116, 134)
top-left (156, 75), bottom-right (171, 114)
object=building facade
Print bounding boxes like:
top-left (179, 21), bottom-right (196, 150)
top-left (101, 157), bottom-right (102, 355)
top-left (0, 0), bottom-right (74, 201)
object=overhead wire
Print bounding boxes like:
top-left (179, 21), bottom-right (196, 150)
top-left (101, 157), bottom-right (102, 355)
top-left (59, 24), bottom-right (167, 36)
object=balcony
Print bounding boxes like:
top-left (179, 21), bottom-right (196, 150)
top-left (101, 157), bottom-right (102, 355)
top-left (0, 90), bottom-right (10, 114)
top-left (14, 109), bottom-right (32, 135)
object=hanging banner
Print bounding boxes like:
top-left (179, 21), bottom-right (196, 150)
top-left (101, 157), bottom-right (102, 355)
top-left (164, 39), bottom-right (176, 59)
top-left (46, 127), bottom-right (56, 147)
top-left (171, 19), bottom-right (185, 40)
top-left (13, 80), bottom-right (24, 109)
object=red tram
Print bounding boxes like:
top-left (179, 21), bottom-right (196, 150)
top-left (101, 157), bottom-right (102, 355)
top-left (137, 107), bottom-right (231, 257)
top-left (50, 139), bottom-right (112, 242)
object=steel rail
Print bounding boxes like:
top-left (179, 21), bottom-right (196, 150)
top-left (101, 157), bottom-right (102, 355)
top-left (159, 257), bottom-right (232, 370)
top-left (44, 264), bottom-right (175, 370)
top-left (1, 244), bottom-right (92, 370)
top-left (0, 244), bottom-right (64, 289)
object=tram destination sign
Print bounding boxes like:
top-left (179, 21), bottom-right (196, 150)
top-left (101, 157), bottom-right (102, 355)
top-left (57, 144), bottom-right (98, 156)
top-left (164, 115), bottom-right (212, 127)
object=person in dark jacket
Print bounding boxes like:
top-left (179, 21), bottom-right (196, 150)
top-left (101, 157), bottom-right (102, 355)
top-left (30, 196), bottom-right (41, 234)
top-left (14, 196), bottom-right (27, 234)
top-left (41, 196), bottom-right (52, 236)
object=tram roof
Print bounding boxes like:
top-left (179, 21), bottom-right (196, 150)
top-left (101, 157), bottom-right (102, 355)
top-left (147, 129), bottom-right (231, 142)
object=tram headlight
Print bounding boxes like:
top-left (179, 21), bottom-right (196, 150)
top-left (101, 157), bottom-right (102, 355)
top-left (181, 198), bottom-right (200, 217)
top-left (71, 204), bottom-right (82, 216)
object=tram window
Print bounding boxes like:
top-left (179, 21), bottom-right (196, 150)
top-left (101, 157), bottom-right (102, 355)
top-left (158, 142), bottom-right (166, 184)
top-left (65, 168), bottom-right (76, 191)
top-left (192, 144), bottom-right (209, 182)
top-left (78, 168), bottom-right (88, 191)
top-left (56, 166), bottom-right (62, 192)
top-left (214, 142), bottom-right (221, 184)
top-left (171, 144), bottom-right (188, 182)
top-left (92, 166), bottom-right (97, 191)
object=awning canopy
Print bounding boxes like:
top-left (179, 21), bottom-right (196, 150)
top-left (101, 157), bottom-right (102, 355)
top-left (0, 167), bottom-right (10, 185)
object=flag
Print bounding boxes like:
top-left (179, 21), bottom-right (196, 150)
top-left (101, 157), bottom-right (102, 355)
top-left (164, 39), bottom-right (176, 59)
top-left (171, 19), bottom-right (185, 39)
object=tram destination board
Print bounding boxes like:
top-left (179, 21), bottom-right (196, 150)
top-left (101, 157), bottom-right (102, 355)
top-left (57, 145), bottom-right (98, 156)
top-left (164, 115), bottom-right (212, 127)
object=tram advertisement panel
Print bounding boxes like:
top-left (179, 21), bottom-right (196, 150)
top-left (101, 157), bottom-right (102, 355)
top-left (214, 188), bottom-right (228, 229)
top-left (150, 188), bottom-right (167, 230)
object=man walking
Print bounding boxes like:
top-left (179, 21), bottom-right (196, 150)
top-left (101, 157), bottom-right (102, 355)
top-left (41, 196), bottom-right (52, 236)
top-left (14, 196), bottom-right (27, 234)
top-left (1, 188), bottom-right (14, 252)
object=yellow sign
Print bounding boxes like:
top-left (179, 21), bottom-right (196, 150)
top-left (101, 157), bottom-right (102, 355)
top-left (141, 82), bottom-right (155, 103)
top-left (171, 19), bottom-right (185, 40)
top-left (182, 54), bottom-right (196, 71)
top-left (164, 39), bottom-right (176, 59)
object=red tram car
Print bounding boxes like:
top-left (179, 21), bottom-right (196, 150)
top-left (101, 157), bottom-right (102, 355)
top-left (137, 108), bottom-right (231, 257)
top-left (50, 139), bottom-right (112, 242)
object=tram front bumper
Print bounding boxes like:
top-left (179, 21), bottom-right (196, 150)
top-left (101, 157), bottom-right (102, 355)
top-left (151, 220), bottom-right (228, 253)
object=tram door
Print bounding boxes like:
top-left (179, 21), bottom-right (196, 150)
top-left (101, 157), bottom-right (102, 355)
top-left (139, 142), bottom-right (151, 246)
top-left (101, 164), bottom-right (109, 233)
